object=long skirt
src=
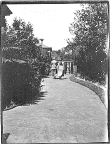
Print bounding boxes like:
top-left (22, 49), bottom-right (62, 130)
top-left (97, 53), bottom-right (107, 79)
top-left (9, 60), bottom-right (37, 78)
top-left (57, 69), bottom-right (63, 77)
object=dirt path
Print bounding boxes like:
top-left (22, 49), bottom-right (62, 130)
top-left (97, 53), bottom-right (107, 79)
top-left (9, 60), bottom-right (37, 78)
top-left (3, 74), bottom-right (108, 143)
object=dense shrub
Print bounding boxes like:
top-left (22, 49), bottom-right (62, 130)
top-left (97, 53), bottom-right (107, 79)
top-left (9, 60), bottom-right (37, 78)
top-left (69, 75), bottom-right (106, 107)
top-left (76, 49), bottom-right (107, 85)
top-left (67, 3), bottom-right (108, 85)
top-left (1, 18), bottom-right (51, 111)
top-left (2, 61), bottom-right (41, 110)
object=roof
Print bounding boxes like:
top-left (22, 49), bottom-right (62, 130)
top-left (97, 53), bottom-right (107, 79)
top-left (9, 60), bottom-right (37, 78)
top-left (42, 44), bottom-right (49, 48)
top-left (2, 58), bottom-right (27, 64)
top-left (2, 47), bottom-right (21, 51)
top-left (1, 4), bottom-right (12, 16)
top-left (36, 43), bottom-right (41, 47)
top-left (51, 51), bottom-right (58, 57)
top-left (1, 5), bottom-right (12, 27)
top-left (36, 43), bottom-right (52, 49)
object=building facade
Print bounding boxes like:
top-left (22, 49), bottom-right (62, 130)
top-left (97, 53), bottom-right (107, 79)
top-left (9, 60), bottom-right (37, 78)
top-left (36, 39), bottom-right (52, 58)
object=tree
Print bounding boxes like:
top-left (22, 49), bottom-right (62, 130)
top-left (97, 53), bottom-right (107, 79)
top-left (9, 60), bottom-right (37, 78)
top-left (2, 18), bottom-right (41, 60)
top-left (1, 18), bottom-right (44, 110)
top-left (68, 3), bottom-right (108, 85)
top-left (55, 48), bottom-right (71, 60)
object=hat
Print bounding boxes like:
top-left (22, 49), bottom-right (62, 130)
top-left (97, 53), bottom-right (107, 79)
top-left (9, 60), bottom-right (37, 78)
top-left (52, 57), bottom-right (55, 60)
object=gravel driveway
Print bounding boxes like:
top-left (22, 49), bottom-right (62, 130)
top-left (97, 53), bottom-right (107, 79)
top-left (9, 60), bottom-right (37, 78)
top-left (3, 74), bottom-right (108, 143)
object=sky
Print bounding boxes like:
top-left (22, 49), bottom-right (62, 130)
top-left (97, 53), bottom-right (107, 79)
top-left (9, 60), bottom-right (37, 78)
top-left (6, 4), bottom-right (81, 50)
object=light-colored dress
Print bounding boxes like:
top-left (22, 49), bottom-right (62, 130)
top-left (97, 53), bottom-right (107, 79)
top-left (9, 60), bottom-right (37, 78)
top-left (57, 64), bottom-right (64, 77)
top-left (51, 60), bottom-right (57, 69)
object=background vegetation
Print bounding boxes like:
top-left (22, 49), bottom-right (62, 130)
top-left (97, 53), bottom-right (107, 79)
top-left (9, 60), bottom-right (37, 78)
top-left (2, 18), bottom-right (51, 110)
top-left (66, 3), bottom-right (108, 85)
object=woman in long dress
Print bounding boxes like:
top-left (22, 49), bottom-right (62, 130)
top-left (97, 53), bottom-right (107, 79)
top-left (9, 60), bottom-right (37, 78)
top-left (57, 61), bottom-right (64, 79)
top-left (51, 58), bottom-right (57, 79)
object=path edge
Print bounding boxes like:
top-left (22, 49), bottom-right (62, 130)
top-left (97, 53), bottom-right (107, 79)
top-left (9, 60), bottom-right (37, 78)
top-left (69, 75), bottom-right (107, 108)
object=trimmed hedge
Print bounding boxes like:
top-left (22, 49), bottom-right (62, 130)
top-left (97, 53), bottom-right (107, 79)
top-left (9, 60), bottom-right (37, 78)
top-left (2, 61), bottom-right (42, 111)
top-left (76, 50), bottom-right (107, 86)
top-left (69, 75), bottom-right (106, 107)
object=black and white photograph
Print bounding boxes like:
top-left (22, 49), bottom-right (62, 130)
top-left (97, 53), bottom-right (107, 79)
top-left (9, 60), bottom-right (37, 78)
top-left (1, 0), bottom-right (109, 143)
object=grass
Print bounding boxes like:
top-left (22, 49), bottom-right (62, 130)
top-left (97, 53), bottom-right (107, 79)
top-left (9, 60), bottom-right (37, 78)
top-left (69, 74), bottom-right (106, 108)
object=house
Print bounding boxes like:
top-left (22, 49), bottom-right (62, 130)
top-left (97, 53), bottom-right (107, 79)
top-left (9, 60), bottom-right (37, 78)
top-left (1, 4), bottom-right (13, 74)
top-left (1, 4), bottom-right (12, 27)
top-left (36, 39), bottom-right (52, 58)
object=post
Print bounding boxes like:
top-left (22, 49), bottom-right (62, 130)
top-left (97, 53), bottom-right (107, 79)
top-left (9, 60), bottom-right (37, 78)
top-left (64, 62), bottom-right (67, 74)
top-left (71, 62), bottom-right (73, 74)
top-left (69, 62), bottom-right (70, 74)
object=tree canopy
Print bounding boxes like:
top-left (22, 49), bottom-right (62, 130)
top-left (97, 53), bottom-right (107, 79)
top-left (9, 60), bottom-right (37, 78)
top-left (67, 3), bottom-right (108, 85)
top-left (2, 18), bottom-right (41, 60)
top-left (2, 18), bottom-right (52, 110)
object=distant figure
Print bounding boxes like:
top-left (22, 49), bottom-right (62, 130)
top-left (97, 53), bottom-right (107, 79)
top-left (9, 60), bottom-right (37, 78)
top-left (57, 61), bottom-right (64, 79)
top-left (55, 62), bottom-right (58, 74)
top-left (51, 58), bottom-right (57, 79)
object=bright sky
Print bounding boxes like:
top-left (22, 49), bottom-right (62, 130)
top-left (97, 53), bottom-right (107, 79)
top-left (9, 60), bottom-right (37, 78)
top-left (6, 4), bottom-right (81, 50)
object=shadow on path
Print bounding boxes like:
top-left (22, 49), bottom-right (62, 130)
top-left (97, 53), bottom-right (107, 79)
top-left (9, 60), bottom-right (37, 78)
top-left (59, 78), bottom-right (68, 80)
top-left (3, 74), bottom-right (107, 143)
top-left (2, 86), bottom-right (47, 143)
top-left (54, 77), bottom-right (68, 80)
top-left (24, 90), bottom-right (48, 106)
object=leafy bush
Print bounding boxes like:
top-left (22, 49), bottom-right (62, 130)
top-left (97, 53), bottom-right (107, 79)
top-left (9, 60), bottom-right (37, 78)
top-left (1, 18), bottom-right (51, 111)
top-left (69, 75), bottom-right (106, 107)
top-left (76, 48), bottom-right (107, 85)
top-left (2, 61), bottom-right (41, 110)
top-left (67, 3), bottom-right (108, 85)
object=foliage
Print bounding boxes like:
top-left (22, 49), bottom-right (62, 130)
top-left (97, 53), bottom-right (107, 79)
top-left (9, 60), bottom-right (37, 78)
top-left (41, 53), bottom-right (52, 75)
top-left (68, 3), bottom-right (108, 85)
top-left (2, 61), bottom-right (42, 110)
top-left (69, 75), bottom-right (105, 106)
top-left (55, 49), bottom-right (67, 60)
top-left (2, 18), bottom-right (51, 75)
top-left (2, 18), bottom-right (40, 60)
top-left (2, 18), bottom-right (51, 110)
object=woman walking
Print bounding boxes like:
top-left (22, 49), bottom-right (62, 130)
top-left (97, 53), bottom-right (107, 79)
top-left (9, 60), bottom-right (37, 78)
top-left (51, 58), bottom-right (57, 79)
top-left (57, 61), bottom-right (64, 79)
